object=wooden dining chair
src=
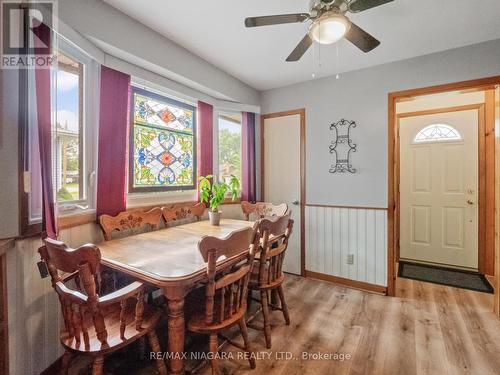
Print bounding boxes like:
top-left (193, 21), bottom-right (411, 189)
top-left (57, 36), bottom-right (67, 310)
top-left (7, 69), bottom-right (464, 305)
top-left (98, 207), bottom-right (163, 241)
top-left (240, 201), bottom-right (288, 221)
top-left (187, 226), bottom-right (258, 374)
top-left (161, 202), bottom-right (205, 225)
top-left (98, 207), bottom-right (163, 293)
top-left (248, 214), bottom-right (293, 349)
top-left (39, 238), bottom-right (167, 375)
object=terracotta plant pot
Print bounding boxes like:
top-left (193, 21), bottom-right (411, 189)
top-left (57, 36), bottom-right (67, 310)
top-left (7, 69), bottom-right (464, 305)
top-left (209, 210), bottom-right (221, 226)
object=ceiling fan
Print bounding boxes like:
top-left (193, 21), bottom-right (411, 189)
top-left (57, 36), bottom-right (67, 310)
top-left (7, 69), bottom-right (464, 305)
top-left (245, 0), bottom-right (393, 61)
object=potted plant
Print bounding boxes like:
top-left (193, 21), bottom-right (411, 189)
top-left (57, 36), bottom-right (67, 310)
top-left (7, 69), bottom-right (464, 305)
top-left (199, 174), bottom-right (240, 225)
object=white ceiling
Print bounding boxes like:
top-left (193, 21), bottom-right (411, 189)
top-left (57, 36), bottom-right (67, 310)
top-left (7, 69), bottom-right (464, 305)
top-left (103, 0), bottom-right (500, 91)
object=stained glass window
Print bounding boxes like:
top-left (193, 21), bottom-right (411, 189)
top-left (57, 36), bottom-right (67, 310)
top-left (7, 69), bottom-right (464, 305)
top-left (414, 124), bottom-right (462, 143)
top-left (130, 88), bottom-right (196, 192)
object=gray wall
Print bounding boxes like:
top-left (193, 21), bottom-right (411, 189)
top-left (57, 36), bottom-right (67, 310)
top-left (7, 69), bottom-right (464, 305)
top-left (0, 69), bottom-right (19, 238)
top-left (260, 39), bottom-right (500, 208)
top-left (58, 0), bottom-right (260, 106)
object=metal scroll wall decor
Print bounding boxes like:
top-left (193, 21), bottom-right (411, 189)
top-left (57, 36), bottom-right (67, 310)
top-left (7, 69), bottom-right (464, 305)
top-left (329, 119), bottom-right (357, 173)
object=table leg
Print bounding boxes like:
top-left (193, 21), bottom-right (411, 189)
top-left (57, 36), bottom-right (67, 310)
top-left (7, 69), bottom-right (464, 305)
top-left (164, 286), bottom-right (187, 375)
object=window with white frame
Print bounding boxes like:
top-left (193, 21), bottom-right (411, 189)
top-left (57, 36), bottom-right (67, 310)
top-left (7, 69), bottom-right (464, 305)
top-left (53, 40), bottom-right (98, 213)
top-left (24, 38), bottom-right (98, 226)
top-left (54, 50), bottom-right (84, 203)
top-left (218, 111), bottom-right (242, 183)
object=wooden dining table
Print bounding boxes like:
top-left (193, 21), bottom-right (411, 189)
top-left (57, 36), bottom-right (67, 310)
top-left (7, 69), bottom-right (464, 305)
top-left (97, 218), bottom-right (255, 375)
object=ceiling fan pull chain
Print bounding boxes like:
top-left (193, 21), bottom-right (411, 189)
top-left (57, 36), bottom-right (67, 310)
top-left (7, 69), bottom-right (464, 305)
top-left (312, 35), bottom-right (316, 78)
top-left (318, 20), bottom-right (322, 68)
top-left (336, 43), bottom-right (340, 79)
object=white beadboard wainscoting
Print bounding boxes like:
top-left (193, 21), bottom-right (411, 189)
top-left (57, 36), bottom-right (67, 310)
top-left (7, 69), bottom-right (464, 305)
top-left (305, 205), bottom-right (388, 288)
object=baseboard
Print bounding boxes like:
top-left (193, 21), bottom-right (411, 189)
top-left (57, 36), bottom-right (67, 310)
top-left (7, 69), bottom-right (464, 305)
top-left (305, 270), bottom-right (387, 295)
top-left (39, 355), bottom-right (62, 375)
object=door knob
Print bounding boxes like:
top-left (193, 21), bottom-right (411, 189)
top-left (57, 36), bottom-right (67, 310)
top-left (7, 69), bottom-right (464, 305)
top-left (292, 199), bottom-right (299, 206)
top-left (466, 199), bottom-right (474, 205)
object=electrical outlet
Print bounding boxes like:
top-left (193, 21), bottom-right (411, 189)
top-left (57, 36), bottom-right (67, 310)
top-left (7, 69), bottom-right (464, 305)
top-left (37, 261), bottom-right (49, 278)
top-left (347, 254), bottom-right (354, 265)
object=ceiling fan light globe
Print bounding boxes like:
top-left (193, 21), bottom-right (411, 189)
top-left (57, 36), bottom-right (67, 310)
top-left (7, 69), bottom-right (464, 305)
top-left (309, 14), bottom-right (350, 45)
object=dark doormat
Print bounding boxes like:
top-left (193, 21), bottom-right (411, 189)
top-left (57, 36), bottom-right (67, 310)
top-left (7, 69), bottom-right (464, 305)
top-left (398, 261), bottom-right (493, 294)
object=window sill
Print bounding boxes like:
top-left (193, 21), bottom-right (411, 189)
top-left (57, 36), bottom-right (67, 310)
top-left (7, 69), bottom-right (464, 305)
top-left (52, 197), bottom-right (240, 230)
top-left (223, 197), bottom-right (242, 205)
top-left (126, 190), bottom-right (198, 209)
top-left (58, 208), bottom-right (96, 230)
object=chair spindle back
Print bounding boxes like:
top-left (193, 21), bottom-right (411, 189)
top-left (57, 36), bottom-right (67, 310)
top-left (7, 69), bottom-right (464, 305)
top-left (256, 214), bottom-right (294, 287)
top-left (198, 225), bottom-right (258, 325)
top-left (39, 239), bottom-right (109, 350)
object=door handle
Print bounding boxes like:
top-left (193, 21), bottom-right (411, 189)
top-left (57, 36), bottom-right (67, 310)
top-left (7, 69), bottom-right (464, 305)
top-left (466, 199), bottom-right (474, 205)
top-left (292, 199), bottom-right (299, 206)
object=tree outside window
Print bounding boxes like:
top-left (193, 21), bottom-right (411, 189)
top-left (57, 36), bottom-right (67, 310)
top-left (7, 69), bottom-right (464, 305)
top-left (218, 112), bottom-right (242, 183)
top-left (55, 50), bottom-right (83, 202)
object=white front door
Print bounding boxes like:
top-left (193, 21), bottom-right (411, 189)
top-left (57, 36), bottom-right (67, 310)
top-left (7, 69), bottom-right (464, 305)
top-left (400, 109), bottom-right (479, 269)
top-left (263, 114), bottom-right (302, 275)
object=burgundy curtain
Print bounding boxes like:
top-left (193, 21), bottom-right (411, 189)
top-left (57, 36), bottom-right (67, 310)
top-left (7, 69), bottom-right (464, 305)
top-left (96, 66), bottom-right (130, 217)
top-left (241, 112), bottom-right (256, 202)
top-left (34, 23), bottom-right (57, 239)
top-left (197, 101), bottom-right (214, 178)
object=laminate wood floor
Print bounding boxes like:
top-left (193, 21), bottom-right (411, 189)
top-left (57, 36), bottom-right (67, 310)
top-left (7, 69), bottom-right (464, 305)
top-left (66, 275), bottom-right (500, 375)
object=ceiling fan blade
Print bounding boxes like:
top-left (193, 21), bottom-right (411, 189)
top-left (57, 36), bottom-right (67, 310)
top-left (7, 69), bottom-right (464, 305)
top-left (348, 0), bottom-right (394, 13)
top-left (245, 13), bottom-right (310, 27)
top-left (345, 22), bottom-right (380, 52)
top-left (286, 34), bottom-right (313, 62)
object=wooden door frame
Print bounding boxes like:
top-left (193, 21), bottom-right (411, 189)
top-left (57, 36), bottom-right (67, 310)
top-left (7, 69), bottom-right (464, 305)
top-left (387, 76), bottom-right (500, 298)
top-left (261, 109), bottom-right (306, 276)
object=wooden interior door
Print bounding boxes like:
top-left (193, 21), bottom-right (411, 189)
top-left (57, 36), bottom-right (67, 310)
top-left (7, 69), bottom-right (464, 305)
top-left (400, 109), bottom-right (479, 269)
top-left (262, 112), bottom-right (303, 275)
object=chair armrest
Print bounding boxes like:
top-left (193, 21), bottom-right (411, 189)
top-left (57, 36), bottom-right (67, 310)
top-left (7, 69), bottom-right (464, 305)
top-left (99, 281), bottom-right (144, 306)
top-left (55, 281), bottom-right (88, 304)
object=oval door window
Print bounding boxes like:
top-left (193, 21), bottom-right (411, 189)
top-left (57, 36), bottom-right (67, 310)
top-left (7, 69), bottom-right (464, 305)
top-left (413, 123), bottom-right (462, 143)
